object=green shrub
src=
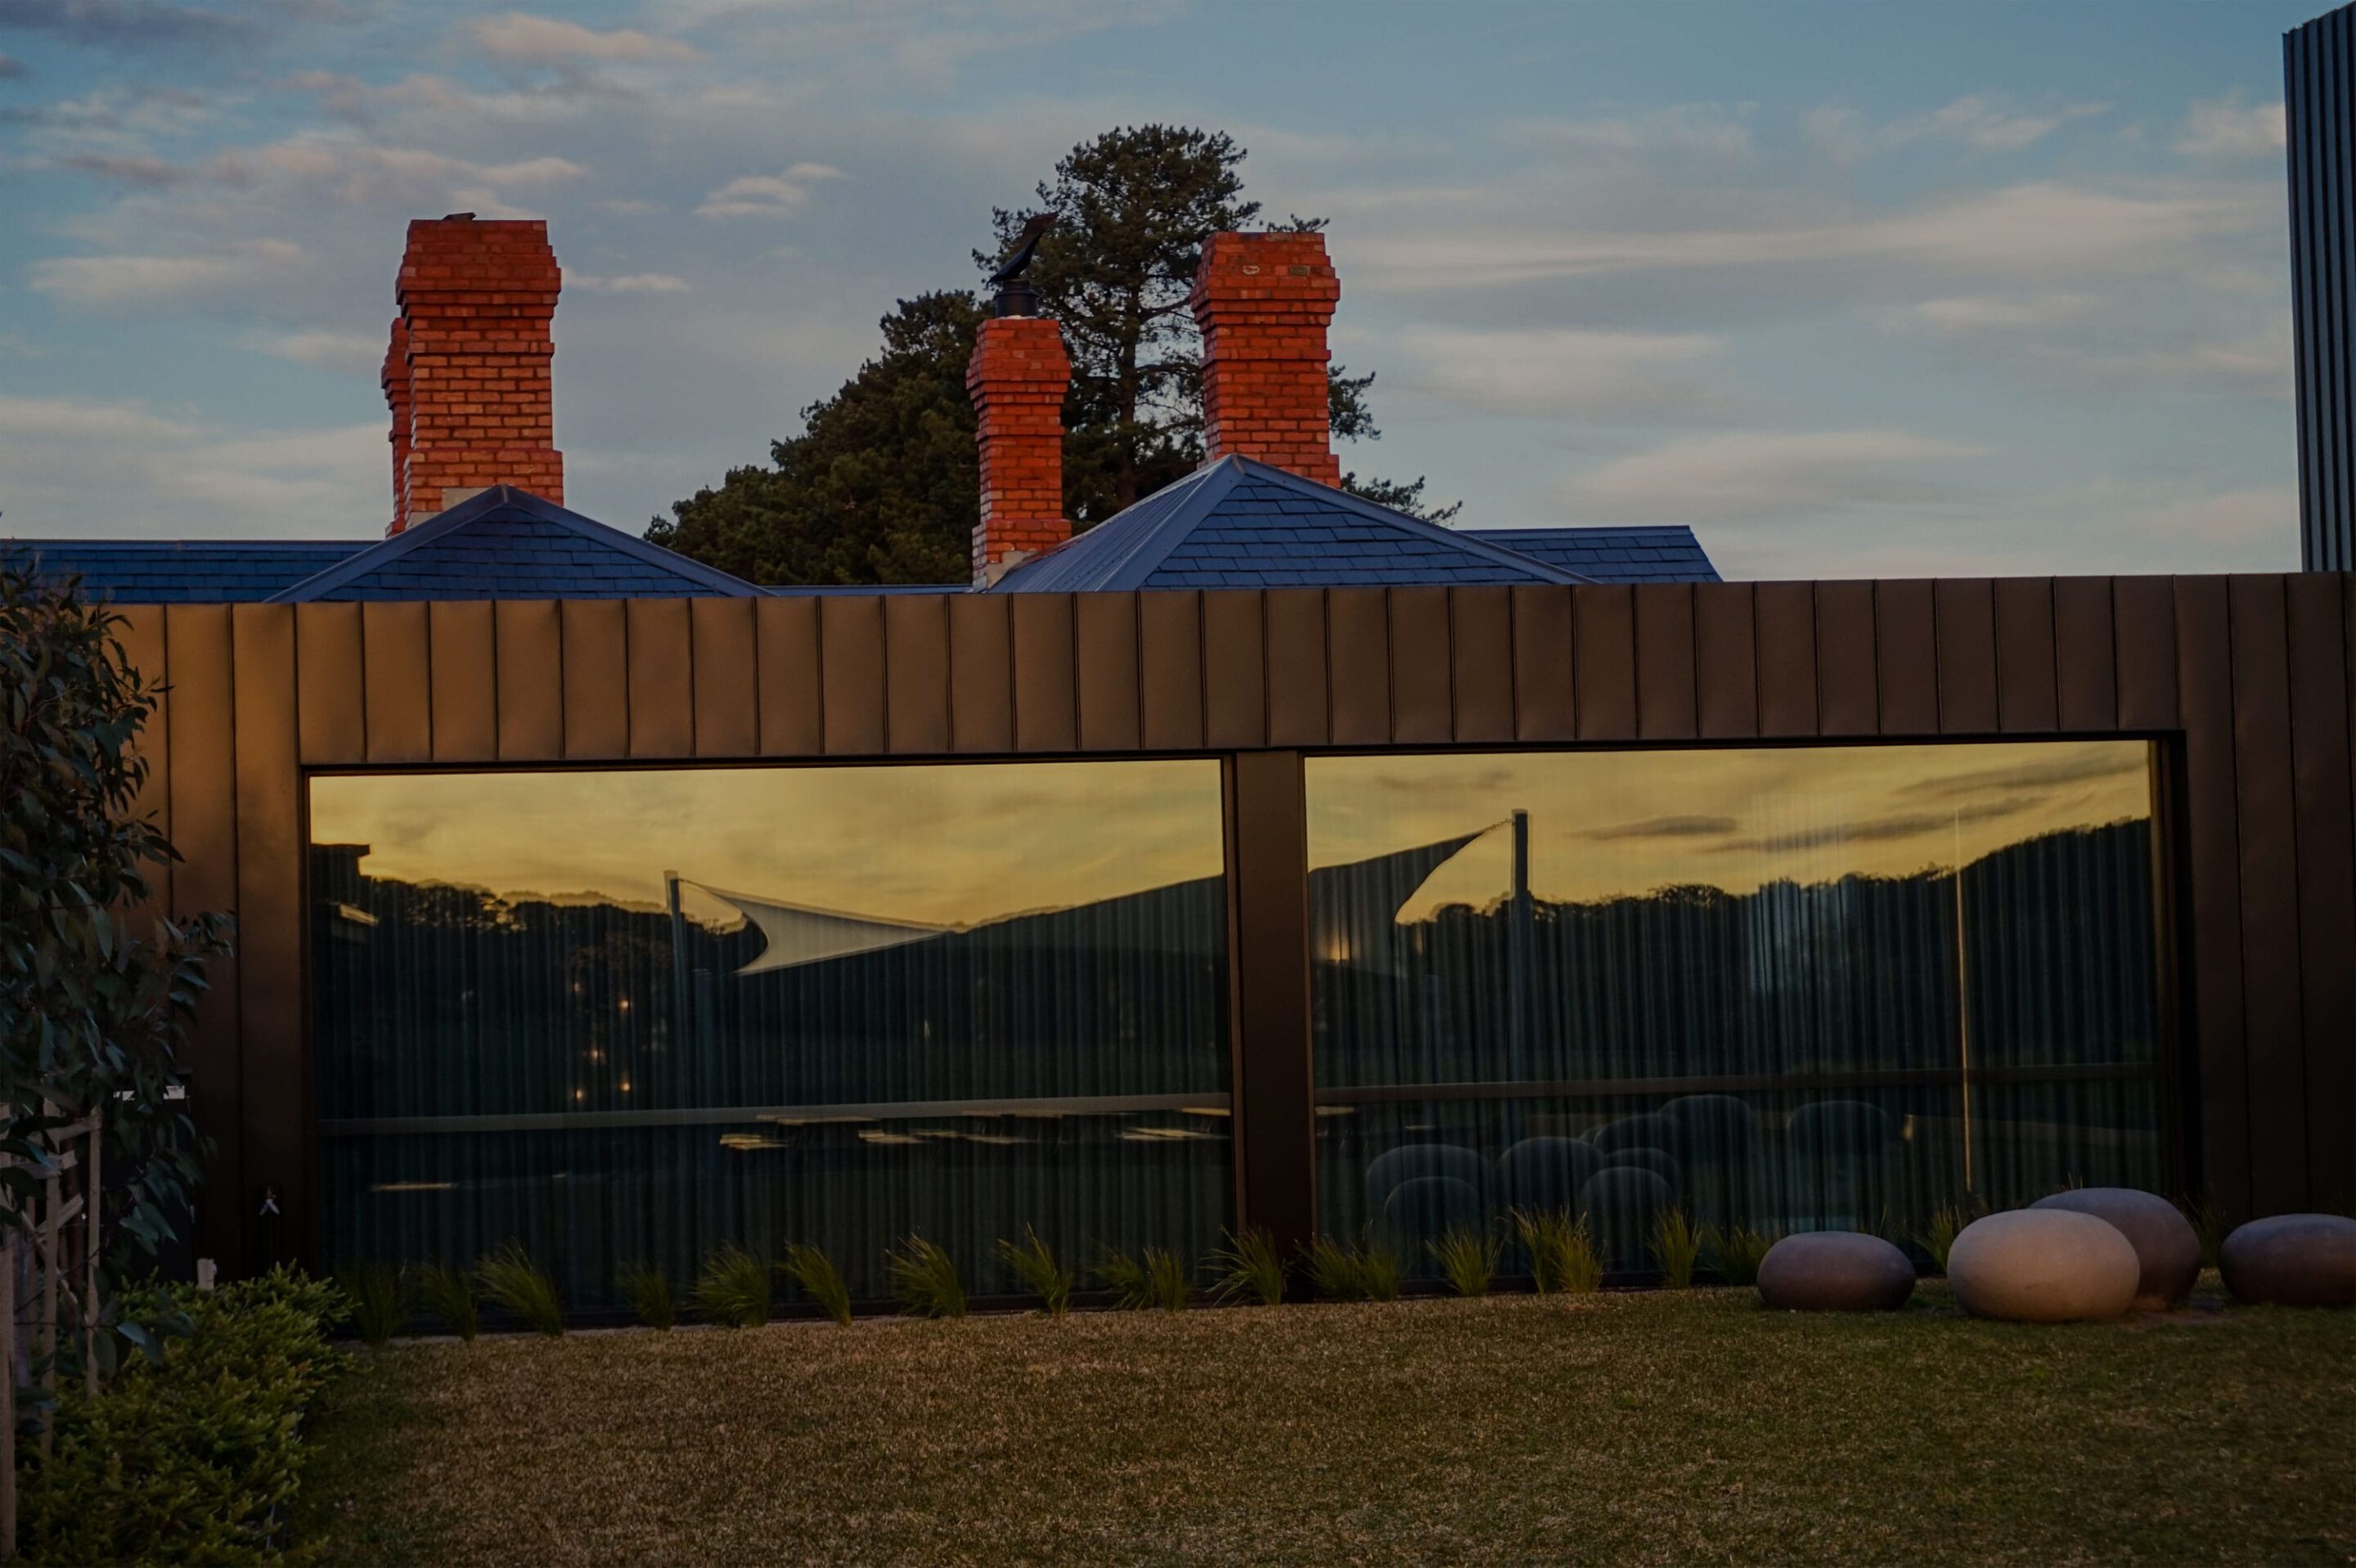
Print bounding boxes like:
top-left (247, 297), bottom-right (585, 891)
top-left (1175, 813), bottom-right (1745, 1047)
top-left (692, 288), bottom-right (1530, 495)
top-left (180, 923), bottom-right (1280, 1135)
top-left (1513, 1209), bottom-right (1603, 1295)
top-left (336, 1261), bottom-right (407, 1347)
top-left (410, 1262), bottom-right (478, 1341)
top-left (1430, 1224), bottom-right (1501, 1297)
top-left (23, 1268), bottom-right (346, 1566)
top-left (693, 1243), bottom-right (773, 1328)
top-left (615, 1262), bottom-right (675, 1330)
top-left (780, 1244), bottom-right (854, 1326)
top-left (887, 1237), bottom-right (965, 1319)
top-left (1650, 1207), bottom-right (1706, 1289)
top-left (1096, 1247), bottom-right (1192, 1312)
top-left (1210, 1226), bottom-right (1286, 1306)
top-left (1712, 1224), bottom-right (1777, 1288)
top-left (476, 1243), bottom-right (564, 1337)
top-left (1302, 1234), bottom-right (1406, 1303)
top-left (2188, 1195), bottom-right (2226, 1271)
top-left (996, 1228), bottom-right (1072, 1315)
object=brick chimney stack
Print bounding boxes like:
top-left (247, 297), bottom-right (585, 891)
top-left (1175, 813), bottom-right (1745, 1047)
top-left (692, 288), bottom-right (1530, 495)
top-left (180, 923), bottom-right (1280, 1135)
top-left (1189, 231), bottom-right (1342, 487)
top-left (383, 214), bottom-right (563, 535)
top-left (965, 314), bottom-right (1071, 581)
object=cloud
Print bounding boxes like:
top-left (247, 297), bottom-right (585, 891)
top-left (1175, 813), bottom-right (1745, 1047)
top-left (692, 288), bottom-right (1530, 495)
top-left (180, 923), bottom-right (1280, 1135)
top-left (1904, 750), bottom-right (2146, 799)
top-left (1805, 94), bottom-right (2108, 160)
top-left (1580, 815), bottom-right (1738, 842)
top-left (0, 0), bottom-right (249, 50)
top-left (2178, 96), bottom-right (2285, 159)
top-left (695, 163), bottom-right (845, 219)
top-left (249, 328), bottom-right (384, 371)
top-left (1397, 326), bottom-right (1726, 420)
top-left (0, 393), bottom-right (382, 537)
top-left (1560, 431), bottom-right (1980, 523)
top-left (572, 272), bottom-right (692, 294)
top-left (27, 239), bottom-right (307, 306)
top-left (465, 13), bottom-right (699, 66)
top-left (1879, 292), bottom-right (2102, 335)
top-left (0, 50), bottom-right (27, 79)
top-left (2124, 486), bottom-right (2296, 556)
top-left (57, 151), bottom-right (187, 185)
top-left (1719, 797), bottom-right (2033, 856)
top-left (1513, 105), bottom-right (1753, 161)
top-left (1870, 291), bottom-right (2289, 399)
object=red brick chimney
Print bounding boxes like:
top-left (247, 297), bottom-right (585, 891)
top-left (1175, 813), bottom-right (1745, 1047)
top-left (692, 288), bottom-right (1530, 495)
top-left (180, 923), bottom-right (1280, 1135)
top-left (383, 214), bottom-right (563, 534)
top-left (965, 314), bottom-right (1070, 581)
top-left (1189, 231), bottom-right (1342, 487)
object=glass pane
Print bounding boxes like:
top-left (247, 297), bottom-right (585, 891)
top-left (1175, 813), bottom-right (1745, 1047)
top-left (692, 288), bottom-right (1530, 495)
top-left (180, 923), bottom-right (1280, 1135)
top-left (1319, 1089), bottom-right (1966, 1274)
top-left (312, 760), bottom-right (1230, 1309)
top-left (1304, 741), bottom-right (2169, 1235)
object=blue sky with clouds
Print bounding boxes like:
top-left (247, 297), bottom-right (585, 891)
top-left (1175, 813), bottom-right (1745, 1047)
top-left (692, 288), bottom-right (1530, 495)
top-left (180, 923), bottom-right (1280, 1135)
top-left (0, 0), bottom-right (2321, 577)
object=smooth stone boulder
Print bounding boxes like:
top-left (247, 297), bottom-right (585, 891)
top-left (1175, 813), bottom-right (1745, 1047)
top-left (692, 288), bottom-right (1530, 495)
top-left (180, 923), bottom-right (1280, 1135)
top-left (1787, 1098), bottom-right (1895, 1161)
top-left (1580, 1166), bottom-right (1674, 1269)
top-left (2220, 1214), bottom-right (2356, 1307)
top-left (2030, 1188), bottom-right (2201, 1310)
top-left (1590, 1112), bottom-right (1681, 1157)
top-left (1661, 1094), bottom-right (1756, 1163)
top-left (1947, 1210), bottom-right (2139, 1323)
top-left (1756, 1231), bottom-right (1915, 1311)
top-left (1602, 1146), bottom-right (1681, 1188)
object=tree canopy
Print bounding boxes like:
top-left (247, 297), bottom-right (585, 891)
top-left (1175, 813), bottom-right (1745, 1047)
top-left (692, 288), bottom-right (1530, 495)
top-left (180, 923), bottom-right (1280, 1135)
top-left (651, 125), bottom-right (1455, 586)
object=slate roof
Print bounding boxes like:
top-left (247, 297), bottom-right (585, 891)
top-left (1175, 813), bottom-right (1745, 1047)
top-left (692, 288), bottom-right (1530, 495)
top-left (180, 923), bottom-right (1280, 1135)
top-left (993, 456), bottom-right (1597, 592)
top-left (0, 540), bottom-right (371, 603)
top-left (1460, 526), bottom-right (1720, 584)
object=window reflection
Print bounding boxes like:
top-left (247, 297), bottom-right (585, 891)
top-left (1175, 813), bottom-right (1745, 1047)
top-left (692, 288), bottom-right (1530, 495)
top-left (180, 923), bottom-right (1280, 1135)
top-left (311, 760), bottom-right (1232, 1307)
top-left (1305, 742), bottom-right (2168, 1270)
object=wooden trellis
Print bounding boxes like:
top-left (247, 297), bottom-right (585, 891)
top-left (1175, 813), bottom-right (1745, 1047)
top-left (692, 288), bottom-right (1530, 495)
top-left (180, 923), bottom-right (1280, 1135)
top-left (0, 1110), bottom-right (103, 1561)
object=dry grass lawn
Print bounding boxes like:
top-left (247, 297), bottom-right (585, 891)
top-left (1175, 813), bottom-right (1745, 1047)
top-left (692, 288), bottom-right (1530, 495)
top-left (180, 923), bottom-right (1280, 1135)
top-left (302, 1283), bottom-right (2355, 1566)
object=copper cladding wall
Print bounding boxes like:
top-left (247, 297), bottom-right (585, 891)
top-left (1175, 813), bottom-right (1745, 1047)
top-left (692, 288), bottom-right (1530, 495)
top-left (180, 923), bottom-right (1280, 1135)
top-left (114, 577), bottom-right (2356, 1274)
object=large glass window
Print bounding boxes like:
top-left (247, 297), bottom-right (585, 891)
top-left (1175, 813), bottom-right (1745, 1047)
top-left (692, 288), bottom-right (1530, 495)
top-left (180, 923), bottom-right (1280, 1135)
top-left (1306, 741), bottom-right (2168, 1272)
top-left (312, 761), bottom-right (1231, 1309)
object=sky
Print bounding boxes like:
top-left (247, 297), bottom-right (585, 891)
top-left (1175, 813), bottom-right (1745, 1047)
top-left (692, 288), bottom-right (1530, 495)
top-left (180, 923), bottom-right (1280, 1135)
top-left (0, 0), bottom-right (2322, 577)
top-left (307, 739), bottom-right (2151, 937)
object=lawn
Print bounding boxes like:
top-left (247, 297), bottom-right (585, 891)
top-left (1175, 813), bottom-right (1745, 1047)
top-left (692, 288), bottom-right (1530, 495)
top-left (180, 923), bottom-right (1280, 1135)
top-left (303, 1283), bottom-right (2355, 1566)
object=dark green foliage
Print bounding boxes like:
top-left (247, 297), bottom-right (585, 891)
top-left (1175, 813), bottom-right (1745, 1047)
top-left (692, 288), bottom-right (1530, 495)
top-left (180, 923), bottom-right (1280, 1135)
top-left (0, 568), bottom-right (228, 1281)
top-left (780, 1244), bottom-right (853, 1326)
top-left (653, 128), bottom-right (1450, 583)
top-left (1514, 1209), bottom-right (1603, 1295)
top-left (693, 1243), bottom-right (772, 1328)
top-left (337, 1262), bottom-right (407, 1347)
top-left (616, 1262), bottom-right (674, 1331)
top-left (886, 1237), bottom-right (965, 1319)
top-left (1430, 1225), bottom-right (1501, 1297)
top-left (1209, 1226), bottom-right (1286, 1306)
top-left (996, 1228), bottom-right (1072, 1316)
top-left (2188, 1195), bottom-right (2226, 1271)
top-left (1712, 1225), bottom-right (1778, 1288)
top-left (1095, 1246), bottom-right (1191, 1312)
top-left (1916, 1202), bottom-right (1981, 1274)
top-left (23, 1268), bottom-right (345, 1566)
top-left (475, 1244), bottom-right (564, 1337)
top-left (1650, 1208), bottom-right (1707, 1289)
top-left (647, 291), bottom-right (984, 586)
top-left (410, 1262), bottom-right (476, 1341)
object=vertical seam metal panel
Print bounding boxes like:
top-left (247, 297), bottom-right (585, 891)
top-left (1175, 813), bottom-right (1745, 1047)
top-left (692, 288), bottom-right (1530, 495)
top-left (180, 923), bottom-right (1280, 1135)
top-left (492, 600), bottom-right (563, 762)
top-left (1139, 590), bottom-right (1206, 751)
top-left (1326, 588), bottom-right (1390, 745)
top-left (1752, 581), bottom-right (1817, 738)
top-left (1813, 581), bottom-right (1877, 737)
top-left (1009, 594), bottom-right (1077, 752)
top-left (294, 603), bottom-right (365, 764)
top-left (2225, 575), bottom-right (2309, 1213)
top-left (362, 600), bottom-right (432, 763)
top-left (1204, 589), bottom-right (1270, 748)
top-left (1873, 580), bottom-right (1939, 735)
top-left (1572, 584), bottom-right (1638, 740)
top-left (690, 596), bottom-right (760, 759)
top-left (1450, 586), bottom-right (1517, 744)
top-left (625, 598), bottom-right (695, 758)
top-left (1264, 587), bottom-right (1329, 748)
top-left (1510, 585), bottom-right (1576, 741)
top-left (1387, 586), bottom-right (1452, 744)
top-left (164, 604), bottom-right (241, 1269)
top-left (2174, 575), bottom-right (2251, 1217)
top-left (1074, 591), bottom-right (1142, 753)
top-left (1934, 578), bottom-right (1999, 735)
top-left (429, 600), bottom-right (498, 762)
top-left (231, 604), bottom-right (306, 1265)
top-left (2053, 577), bottom-right (2120, 733)
top-left (946, 594), bottom-right (1013, 754)
top-left (2285, 573), bottom-right (2356, 1211)
top-left (884, 594), bottom-right (953, 755)
top-left (818, 595), bottom-right (888, 757)
top-left (1993, 577), bottom-right (2060, 733)
top-left (1633, 582), bottom-right (1699, 740)
top-left (1693, 582), bottom-right (1757, 739)
top-left (560, 598), bottom-right (628, 759)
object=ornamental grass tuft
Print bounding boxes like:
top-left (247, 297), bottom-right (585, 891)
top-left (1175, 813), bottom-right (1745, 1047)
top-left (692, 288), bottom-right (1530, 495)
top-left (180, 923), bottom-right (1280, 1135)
top-left (1513, 1208), bottom-right (1603, 1295)
top-left (1210, 1226), bottom-right (1287, 1306)
top-left (1096, 1246), bottom-right (1193, 1312)
top-left (1302, 1234), bottom-right (1406, 1302)
top-left (616, 1262), bottom-right (675, 1330)
top-left (1650, 1207), bottom-right (1707, 1289)
top-left (1429, 1224), bottom-right (1501, 1296)
top-left (996, 1228), bottom-right (1072, 1316)
top-left (411, 1261), bottom-right (479, 1341)
top-left (887, 1236), bottom-right (966, 1319)
top-left (339, 1261), bottom-right (407, 1347)
top-left (694, 1243), bottom-right (773, 1328)
top-left (476, 1243), bottom-right (564, 1337)
top-left (1711, 1224), bottom-right (1778, 1287)
top-left (781, 1243), bottom-right (854, 1326)
top-left (1916, 1200), bottom-right (1981, 1274)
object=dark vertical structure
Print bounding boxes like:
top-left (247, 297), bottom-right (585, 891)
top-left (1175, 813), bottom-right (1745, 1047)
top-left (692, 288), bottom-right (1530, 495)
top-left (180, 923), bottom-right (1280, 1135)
top-left (2288, 3), bottom-right (2356, 570)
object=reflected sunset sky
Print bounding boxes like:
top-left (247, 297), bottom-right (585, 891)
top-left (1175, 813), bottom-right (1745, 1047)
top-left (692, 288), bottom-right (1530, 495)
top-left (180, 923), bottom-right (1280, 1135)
top-left (309, 760), bottom-right (1227, 930)
top-left (1308, 739), bottom-right (2154, 919)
